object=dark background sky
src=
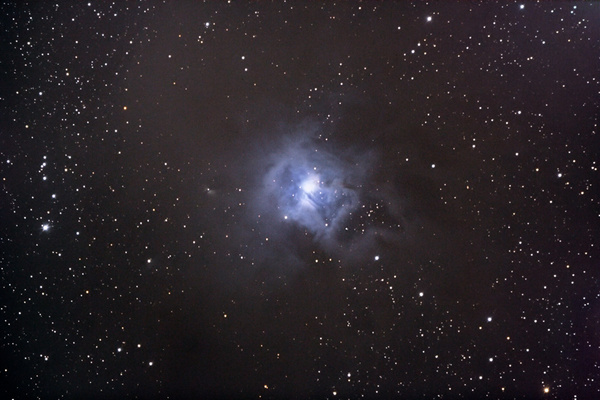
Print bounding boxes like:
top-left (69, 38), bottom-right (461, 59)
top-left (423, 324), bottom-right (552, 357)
top-left (1, 1), bottom-right (600, 399)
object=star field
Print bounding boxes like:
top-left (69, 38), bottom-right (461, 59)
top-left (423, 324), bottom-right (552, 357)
top-left (1, 2), bottom-right (600, 399)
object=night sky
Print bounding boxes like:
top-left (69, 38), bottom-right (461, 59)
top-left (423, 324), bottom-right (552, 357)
top-left (2, 1), bottom-right (600, 399)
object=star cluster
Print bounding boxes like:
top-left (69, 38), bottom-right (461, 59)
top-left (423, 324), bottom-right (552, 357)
top-left (1, 2), bottom-right (600, 399)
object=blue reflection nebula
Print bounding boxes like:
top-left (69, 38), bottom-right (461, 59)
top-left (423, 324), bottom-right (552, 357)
top-left (261, 135), bottom-right (365, 239)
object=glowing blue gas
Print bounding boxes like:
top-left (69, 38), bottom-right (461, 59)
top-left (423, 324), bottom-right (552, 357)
top-left (259, 135), bottom-right (365, 239)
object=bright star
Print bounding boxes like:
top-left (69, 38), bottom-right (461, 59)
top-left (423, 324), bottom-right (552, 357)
top-left (300, 174), bottom-right (320, 194)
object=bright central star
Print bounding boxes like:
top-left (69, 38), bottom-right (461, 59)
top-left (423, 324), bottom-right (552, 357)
top-left (300, 175), bottom-right (320, 194)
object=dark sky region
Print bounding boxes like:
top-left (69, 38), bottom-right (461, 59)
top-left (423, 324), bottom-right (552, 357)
top-left (1, 1), bottom-right (600, 399)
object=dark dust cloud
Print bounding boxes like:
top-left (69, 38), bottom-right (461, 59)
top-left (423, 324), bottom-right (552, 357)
top-left (2, 2), bottom-right (600, 400)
